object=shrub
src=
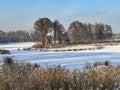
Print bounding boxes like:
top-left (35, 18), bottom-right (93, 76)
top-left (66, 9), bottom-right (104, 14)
top-left (0, 49), bottom-right (10, 54)
top-left (3, 57), bottom-right (14, 65)
top-left (104, 60), bottom-right (111, 66)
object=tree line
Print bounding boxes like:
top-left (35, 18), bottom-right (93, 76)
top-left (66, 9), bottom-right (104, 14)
top-left (0, 18), bottom-right (113, 44)
top-left (68, 21), bottom-right (113, 44)
top-left (33, 18), bottom-right (113, 45)
top-left (32, 18), bottom-right (70, 45)
top-left (0, 30), bottom-right (31, 43)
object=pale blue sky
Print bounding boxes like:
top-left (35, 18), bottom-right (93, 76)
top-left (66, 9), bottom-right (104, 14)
top-left (0, 0), bottom-right (120, 32)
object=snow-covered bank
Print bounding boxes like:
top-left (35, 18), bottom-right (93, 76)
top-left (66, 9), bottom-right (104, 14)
top-left (0, 42), bottom-right (35, 50)
top-left (47, 44), bottom-right (120, 52)
top-left (95, 45), bottom-right (120, 52)
top-left (0, 42), bottom-right (120, 52)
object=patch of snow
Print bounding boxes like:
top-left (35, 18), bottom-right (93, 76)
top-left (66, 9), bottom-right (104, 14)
top-left (96, 45), bottom-right (120, 52)
top-left (0, 42), bottom-right (35, 50)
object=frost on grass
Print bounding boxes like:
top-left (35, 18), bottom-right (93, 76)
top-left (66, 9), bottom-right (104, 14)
top-left (0, 59), bottom-right (119, 90)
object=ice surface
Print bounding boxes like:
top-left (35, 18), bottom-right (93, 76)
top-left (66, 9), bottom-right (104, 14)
top-left (0, 42), bottom-right (120, 69)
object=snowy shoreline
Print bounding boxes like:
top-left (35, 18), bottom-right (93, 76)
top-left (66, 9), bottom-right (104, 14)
top-left (1, 42), bottom-right (120, 52)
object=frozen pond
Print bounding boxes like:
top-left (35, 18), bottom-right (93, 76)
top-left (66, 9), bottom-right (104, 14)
top-left (0, 42), bottom-right (120, 69)
top-left (0, 51), bottom-right (120, 69)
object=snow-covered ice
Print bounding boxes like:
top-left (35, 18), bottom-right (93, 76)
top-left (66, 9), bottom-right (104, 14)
top-left (0, 42), bottom-right (120, 69)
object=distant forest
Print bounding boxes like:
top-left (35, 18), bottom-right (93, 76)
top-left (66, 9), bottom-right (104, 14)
top-left (0, 30), bottom-right (31, 43)
top-left (0, 18), bottom-right (115, 44)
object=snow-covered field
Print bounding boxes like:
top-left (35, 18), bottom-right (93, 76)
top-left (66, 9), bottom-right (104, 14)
top-left (0, 42), bottom-right (120, 69)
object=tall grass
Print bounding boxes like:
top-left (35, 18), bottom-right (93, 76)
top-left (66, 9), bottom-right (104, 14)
top-left (0, 58), bottom-right (119, 90)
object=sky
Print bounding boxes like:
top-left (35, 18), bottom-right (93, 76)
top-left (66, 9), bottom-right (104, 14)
top-left (0, 0), bottom-right (120, 33)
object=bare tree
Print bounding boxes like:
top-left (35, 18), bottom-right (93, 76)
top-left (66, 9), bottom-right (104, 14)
top-left (53, 20), bottom-right (68, 44)
top-left (34, 18), bottom-right (52, 45)
top-left (68, 21), bottom-right (91, 44)
top-left (95, 23), bottom-right (104, 41)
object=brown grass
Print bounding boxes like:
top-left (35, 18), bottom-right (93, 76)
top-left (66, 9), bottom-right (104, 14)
top-left (0, 58), bottom-right (119, 90)
top-left (32, 43), bottom-right (44, 48)
top-left (53, 44), bottom-right (69, 48)
top-left (96, 46), bottom-right (103, 49)
top-left (32, 43), bottom-right (49, 48)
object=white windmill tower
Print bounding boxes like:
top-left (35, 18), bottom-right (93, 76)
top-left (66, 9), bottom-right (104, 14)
top-left (45, 28), bottom-right (54, 46)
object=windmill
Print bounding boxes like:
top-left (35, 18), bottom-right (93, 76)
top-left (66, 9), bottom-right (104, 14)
top-left (45, 28), bottom-right (54, 47)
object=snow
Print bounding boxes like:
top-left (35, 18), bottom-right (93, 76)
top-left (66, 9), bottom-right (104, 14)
top-left (0, 42), bottom-right (35, 50)
top-left (96, 45), bottom-right (120, 52)
top-left (0, 42), bottom-right (120, 69)
top-left (55, 44), bottom-right (120, 53)
top-left (51, 44), bottom-right (97, 51)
